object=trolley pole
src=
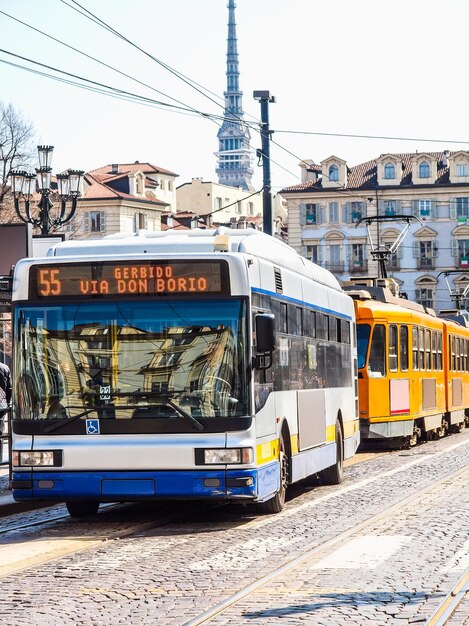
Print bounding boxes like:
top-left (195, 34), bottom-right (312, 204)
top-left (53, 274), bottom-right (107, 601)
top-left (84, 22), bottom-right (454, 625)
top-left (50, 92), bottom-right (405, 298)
top-left (253, 91), bottom-right (276, 236)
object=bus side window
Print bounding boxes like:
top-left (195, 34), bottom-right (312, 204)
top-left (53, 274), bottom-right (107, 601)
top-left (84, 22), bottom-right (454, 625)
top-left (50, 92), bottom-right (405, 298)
top-left (368, 324), bottom-right (386, 377)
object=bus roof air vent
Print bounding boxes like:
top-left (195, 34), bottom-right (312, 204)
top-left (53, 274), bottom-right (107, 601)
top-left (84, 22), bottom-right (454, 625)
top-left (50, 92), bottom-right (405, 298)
top-left (274, 267), bottom-right (283, 293)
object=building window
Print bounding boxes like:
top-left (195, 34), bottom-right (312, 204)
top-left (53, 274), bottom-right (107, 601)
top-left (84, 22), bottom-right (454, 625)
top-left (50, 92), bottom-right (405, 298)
top-left (384, 200), bottom-right (397, 216)
top-left (248, 202), bottom-right (254, 215)
top-left (455, 197), bottom-right (469, 219)
top-left (416, 287), bottom-right (435, 309)
top-left (452, 239), bottom-right (469, 268)
top-left (419, 161), bottom-right (430, 178)
top-left (236, 201), bottom-right (242, 214)
top-left (306, 203), bottom-right (319, 225)
top-left (160, 180), bottom-right (165, 191)
top-left (306, 244), bottom-right (319, 263)
top-left (419, 200), bottom-right (431, 217)
top-left (328, 202), bottom-right (339, 224)
top-left (384, 163), bottom-right (395, 179)
top-left (168, 181), bottom-right (173, 191)
top-left (136, 212), bottom-right (147, 231)
top-left (352, 202), bottom-right (363, 221)
top-left (349, 243), bottom-right (366, 271)
top-left (328, 244), bottom-right (342, 271)
top-left (414, 240), bottom-right (436, 269)
top-left (456, 163), bottom-right (468, 177)
top-left (329, 164), bottom-right (339, 182)
top-left (90, 211), bottom-right (105, 232)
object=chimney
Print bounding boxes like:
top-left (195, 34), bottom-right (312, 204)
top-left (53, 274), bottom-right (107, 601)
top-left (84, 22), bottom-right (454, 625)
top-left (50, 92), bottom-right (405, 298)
top-left (111, 164), bottom-right (119, 174)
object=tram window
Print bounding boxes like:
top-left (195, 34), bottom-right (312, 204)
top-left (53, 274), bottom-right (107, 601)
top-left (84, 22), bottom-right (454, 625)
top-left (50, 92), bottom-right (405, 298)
top-left (400, 325), bottom-right (409, 371)
top-left (437, 332), bottom-right (443, 370)
top-left (389, 325), bottom-right (398, 372)
top-left (431, 331), bottom-right (437, 370)
top-left (425, 329), bottom-right (431, 370)
top-left (357, 324), bottom-right (371, 369)
top-left (451, 336), bottom-right (456, 371)
top-left (368, 324), bottom-right (386, 377)
top-left (419, 327), bottom-right (425, 370)
top-left (412, 327), bottom-right (419, 370)
top-left (459, 337), bottom-right (464, 371)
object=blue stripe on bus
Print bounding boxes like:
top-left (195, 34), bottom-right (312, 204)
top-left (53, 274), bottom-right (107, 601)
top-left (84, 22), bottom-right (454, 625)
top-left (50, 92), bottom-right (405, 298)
top-left (251, 287), bottom-right (353, 320)
top-left (11, 462), bottom-right (280, 502)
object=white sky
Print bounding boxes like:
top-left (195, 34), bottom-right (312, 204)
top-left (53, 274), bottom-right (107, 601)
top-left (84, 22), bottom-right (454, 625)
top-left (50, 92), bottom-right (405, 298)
top-left (1, 0), bottom-right (468, 193)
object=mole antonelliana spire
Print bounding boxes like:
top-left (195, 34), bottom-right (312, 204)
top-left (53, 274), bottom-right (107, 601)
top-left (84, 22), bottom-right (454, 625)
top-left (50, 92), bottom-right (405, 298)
top-left (215, 0), bottom-right (254, 191)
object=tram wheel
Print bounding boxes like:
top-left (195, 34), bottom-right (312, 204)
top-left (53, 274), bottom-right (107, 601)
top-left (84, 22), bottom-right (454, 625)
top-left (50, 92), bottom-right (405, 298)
top-left (66, 501), bottom-right (100, 518)
top-left (257, 435), bottom-right (288, 514)
top-left (320, 420), bottom-right (344, 485)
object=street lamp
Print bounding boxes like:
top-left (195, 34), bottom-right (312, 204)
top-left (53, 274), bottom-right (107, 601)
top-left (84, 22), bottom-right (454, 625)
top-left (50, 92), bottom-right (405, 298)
top-left (10, 145), bottom-right (84, 234)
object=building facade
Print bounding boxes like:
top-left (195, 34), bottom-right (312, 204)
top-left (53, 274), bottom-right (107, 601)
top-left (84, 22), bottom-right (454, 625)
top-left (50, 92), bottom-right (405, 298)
top-left (176, 177), bottom-right (287, 235)
top-left (282, 151), bottom-right (469, 313)
top-left (70, 162), bottom-right (178, 239)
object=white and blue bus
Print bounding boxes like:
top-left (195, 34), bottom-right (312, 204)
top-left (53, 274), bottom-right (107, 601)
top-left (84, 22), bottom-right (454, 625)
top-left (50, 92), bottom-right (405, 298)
top-left (10, 228), bottom-right (359, 517)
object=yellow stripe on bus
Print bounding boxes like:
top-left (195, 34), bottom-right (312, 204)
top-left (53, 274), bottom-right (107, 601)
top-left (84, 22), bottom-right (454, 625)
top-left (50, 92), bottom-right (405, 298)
top-left (256, 440), bottom-right (279, 464)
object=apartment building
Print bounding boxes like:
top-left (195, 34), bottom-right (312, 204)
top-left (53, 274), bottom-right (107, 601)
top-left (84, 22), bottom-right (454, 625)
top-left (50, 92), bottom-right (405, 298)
top-left (281, 151), bottom-right (469, 312)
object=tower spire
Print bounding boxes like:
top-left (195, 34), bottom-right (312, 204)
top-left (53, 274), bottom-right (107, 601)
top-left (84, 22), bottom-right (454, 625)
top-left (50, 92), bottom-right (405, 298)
top-left (215, 0), bottom-right (254, 191)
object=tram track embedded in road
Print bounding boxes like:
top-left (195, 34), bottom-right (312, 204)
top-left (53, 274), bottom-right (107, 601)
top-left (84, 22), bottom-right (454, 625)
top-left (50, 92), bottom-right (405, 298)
top-left (181, 462), bottom-right (469, 626)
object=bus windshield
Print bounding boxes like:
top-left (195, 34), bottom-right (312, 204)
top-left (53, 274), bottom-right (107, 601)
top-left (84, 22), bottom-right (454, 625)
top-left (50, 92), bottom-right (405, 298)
top-left (13, 299), bottom-right (248, 423)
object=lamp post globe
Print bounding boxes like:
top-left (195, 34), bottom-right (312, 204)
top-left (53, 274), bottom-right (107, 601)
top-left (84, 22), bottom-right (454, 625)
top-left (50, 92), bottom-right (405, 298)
top-left (10, 145), bottom-right (84, 235)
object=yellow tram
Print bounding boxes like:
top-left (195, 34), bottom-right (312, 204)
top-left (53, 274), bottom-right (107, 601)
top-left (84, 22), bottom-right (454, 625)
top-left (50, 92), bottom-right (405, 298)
top-left (346, 283), bottom-right (468, 447)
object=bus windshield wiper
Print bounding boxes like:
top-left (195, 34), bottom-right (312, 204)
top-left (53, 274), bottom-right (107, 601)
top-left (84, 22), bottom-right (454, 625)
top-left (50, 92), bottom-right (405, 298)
top-left (44, 408), bottom-right (96, 433)
top-left (112, 390), bottom-right (205, 431)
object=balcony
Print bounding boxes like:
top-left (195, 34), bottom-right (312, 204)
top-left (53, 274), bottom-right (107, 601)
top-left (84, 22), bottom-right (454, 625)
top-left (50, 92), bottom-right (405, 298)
top-left (349, 260), bottom-right (368, 274)
top-left (417, 257), bottom-right (435, 270)
top-left (324, 261), bottom-right (345, 273)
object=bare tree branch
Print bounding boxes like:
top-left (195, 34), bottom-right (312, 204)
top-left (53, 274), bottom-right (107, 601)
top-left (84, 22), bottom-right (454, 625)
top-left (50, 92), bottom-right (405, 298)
top-left (0, 101), bottom-right (37, 218)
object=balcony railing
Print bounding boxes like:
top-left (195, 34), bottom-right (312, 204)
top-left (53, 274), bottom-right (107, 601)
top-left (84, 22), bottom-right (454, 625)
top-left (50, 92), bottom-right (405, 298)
top-left (349, 261), bottom-right (368, 274)
top-left (417, 257), bottom-right (435, 270)
top-left (324, 261), bottom-right (345, 273)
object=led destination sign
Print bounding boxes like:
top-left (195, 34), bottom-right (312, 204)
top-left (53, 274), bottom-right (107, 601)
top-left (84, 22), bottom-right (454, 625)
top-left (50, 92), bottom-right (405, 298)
top-left (31, 261), bottom-right (228, 298)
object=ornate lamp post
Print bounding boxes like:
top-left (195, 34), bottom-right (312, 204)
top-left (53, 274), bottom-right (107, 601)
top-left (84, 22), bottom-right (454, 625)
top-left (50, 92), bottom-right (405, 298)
top-left (10, 145), bottom-right (84, 234)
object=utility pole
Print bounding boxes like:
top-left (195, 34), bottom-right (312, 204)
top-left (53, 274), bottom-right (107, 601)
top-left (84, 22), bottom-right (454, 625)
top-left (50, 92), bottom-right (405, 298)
top-left (253, 91), bottom-right (275, 235)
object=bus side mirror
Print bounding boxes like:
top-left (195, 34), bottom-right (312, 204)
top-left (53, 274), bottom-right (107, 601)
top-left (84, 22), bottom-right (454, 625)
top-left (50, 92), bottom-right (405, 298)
top-left (254, 314), bottom-right (275, 369)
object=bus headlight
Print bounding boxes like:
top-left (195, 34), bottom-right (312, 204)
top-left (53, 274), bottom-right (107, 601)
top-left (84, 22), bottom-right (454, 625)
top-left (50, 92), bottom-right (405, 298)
top-left (12, 450), bottom-right (62, 467)
top-left (197, 448), bottom-right (254, 465)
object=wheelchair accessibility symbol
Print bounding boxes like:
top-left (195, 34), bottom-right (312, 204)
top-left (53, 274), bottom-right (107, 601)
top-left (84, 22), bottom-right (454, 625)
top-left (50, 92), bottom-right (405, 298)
top-left (86, 419), bottom-right (100, 435)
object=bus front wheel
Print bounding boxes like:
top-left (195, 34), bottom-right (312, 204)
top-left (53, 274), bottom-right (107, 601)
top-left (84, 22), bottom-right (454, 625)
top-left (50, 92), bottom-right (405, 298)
top-left (66, 501), bottom-right (100, 518)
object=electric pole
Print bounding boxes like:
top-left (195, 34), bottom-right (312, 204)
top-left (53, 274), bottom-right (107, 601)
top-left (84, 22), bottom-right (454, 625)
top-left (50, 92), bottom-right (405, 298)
top-left (253, 91), bottom-right (275, 235)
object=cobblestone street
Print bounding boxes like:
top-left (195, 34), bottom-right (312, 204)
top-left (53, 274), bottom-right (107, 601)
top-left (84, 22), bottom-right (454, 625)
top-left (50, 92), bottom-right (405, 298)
top-left (0, 432), bottom-right (468, 625)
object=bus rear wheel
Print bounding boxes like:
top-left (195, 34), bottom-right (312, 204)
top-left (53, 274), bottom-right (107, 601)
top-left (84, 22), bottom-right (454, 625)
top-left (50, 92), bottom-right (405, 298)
top-left (320, 420), bottom-right (343, 485)
top-left (66, 501), bottom-right (100, 518)
top-left (257, 435), bottom-right (288, 514)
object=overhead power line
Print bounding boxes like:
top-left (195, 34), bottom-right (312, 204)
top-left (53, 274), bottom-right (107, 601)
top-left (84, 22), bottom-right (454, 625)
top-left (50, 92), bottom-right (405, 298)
top-left (275, 128), bottom-right (469, 145)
